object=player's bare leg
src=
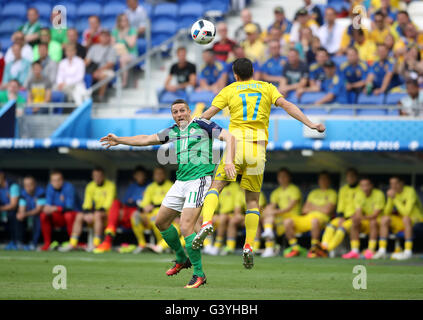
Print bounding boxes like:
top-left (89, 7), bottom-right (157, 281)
top-left (59, 212), bottom-right (87, 252)
top-left (342, 216), bottom-right (361, 259)
top-left (364, 219), bottom-right (378, 259)
top-left (392, 216), bottom-right (413, 260)
top-left (243, 190), bottom-right (260, 269)
top-left (193, 180), bottom-right (228, 249)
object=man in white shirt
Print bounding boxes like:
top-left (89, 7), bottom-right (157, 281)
top-left (5, 31), bottom-right (33, 64)
top-left (317, 7), bottom-right (344, 55)
top-left (56, 44), bottom-right (87, 105)
top-left (125, 0), bottom-right (148, 37)
top-left (400, 79), bottom-right (423, 116)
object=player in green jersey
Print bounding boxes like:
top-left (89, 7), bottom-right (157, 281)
top-left (100, 99), bottom-right (235, 288)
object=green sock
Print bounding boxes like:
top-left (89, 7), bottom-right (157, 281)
top-left (160, 225), bottom-right (187, 263)
top-left (185, 233), bottom-right (205, 277)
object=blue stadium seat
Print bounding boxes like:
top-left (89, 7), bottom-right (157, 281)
top-left (300, 92), bottom-right (327, 104)
top-left (332, 55), bottom-right (347, 67)
top-left (330, 108), bottom-right (354, 116)
top-left (159, 90), bottom-right (188, 104)
top-left (135, 108), bottom-right (155, 114)
top-left (39, 19), bottom-right (50, 28)
top-left (303, 108), bottom-right (328, 115)
top-left (151, 18), bottom-right (178, 42)
top-left (76, 2), bottom-right (102, 19)
top-left (179, 2), bottom-right (204, 17)
top-left (286, 91), bottom-right (299, 104)
top-left (356, 108), bottom-right (387, 116)
top-left (357, 93), bottom-right (385, 105)
top-left (142, 2), bottom-right (153, 18)
top-left (385, 92), bottom-right (407, 105)
top-left (102, 17), bottom-right (117, 31)
top-left (32, 2), bottom-right (52, 20)
top-left (102, 2), bottom-right (126, 18)
top-left (137, 38), bottom-right (147, 55)
top-left (153, 3), bottom-right (178, 19)
top-left (388, 109), bottom-right (400, 116)
top-left (205, 0), bottom-right (230, 13)
top-left (75, 18), bottom-right (89, 34)
top-left (0, 19), bottom-right (24, 36)
top-left (188, 90), bottom-right (215, 105)
top-left (1, 3), bottom-right (27, 19)
top-left (51, 91), bottom-right (65, 102)
top-left (0, 37), bottom-right (12, 53)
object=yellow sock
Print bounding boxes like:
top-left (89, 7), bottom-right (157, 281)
top-left (93, 236), bottom-right (101, 247)
top-left (179, 236), bottom-right (186, 248)
top-left (226, 238), bottom-right (236, 250)
top-left (328, 228), bottom-right (346, 251)
top-left (201, 189), bottom-right (220, 223)
top-left (131, 216), bottom-right (146, 247)
top-left (214, 236), bottom-right (223, 248)
top-left (311, 239), bottom-right (319, 246)
top-left (405, 240), bottom-right (413, 251)
top-left (289, 238), bottom-right (299, 251)
top-left (244, 209), bottom-right (260, 247)
top-left (321, 225), bottom-right (336, 247)
top-left (70, 235), bottom-right (78, 247)
top-left (265, 240), bottom-right (274, 248)
top-left (254, 239), bottom-right (261, 251)
top-left (157, 238), bottom-right (169, 250)
top-left (264, 223), bottom-right (273, 230)
top-left (368, 239), bottom-right (377, 251)
top-left (379, 238), bottom-right (387, 250)
top-left (351, 239), bottom-right (360, 251)
top-left (203, 236), bottom-right (212, 247)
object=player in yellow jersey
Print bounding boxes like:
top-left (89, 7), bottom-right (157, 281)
top-left (204, 182), bottom-right (242, 256)
top-left (284, 171), bottom-right (337, 258)
top-left (321, 168), bottom-right (360, 256)
top-left (60, 167), bottom-right (116, 252)
top-left (261, 168), bottom-right (302, 258)
top-left (192, 57), bottom-right (325, 269)
top-left (342, 176), bottom-right (385, 260)
top-left (130, 166), bottom-right (174, 254)
top-left (373, 176), bottom-right (423, 260)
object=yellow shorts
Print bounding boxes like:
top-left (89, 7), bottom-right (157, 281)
top-left (292, 212), bottom-right (329, 233)
top-left (275, 213), bottom-right (297, 236)
top-left (389, 215), bottom-right (406, 234)
top-left (214, 140), bottom-right (266, 193)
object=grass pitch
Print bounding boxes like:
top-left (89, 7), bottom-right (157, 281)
top-left (1, 251), bottom-right (423, 300)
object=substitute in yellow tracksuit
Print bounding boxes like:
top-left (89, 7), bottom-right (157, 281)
top-left (321, 168), bottom-right (361, 253)
top-left (261, 168), bottom-right (302, 256)
top-left (374, 176), bottom-right (423, 260)
top-left (131, 167), bottom-right (174, 253)
top-left (284, 172), bottom-right (337, 258)
top-left (68, 167), bottom-right (116, 249)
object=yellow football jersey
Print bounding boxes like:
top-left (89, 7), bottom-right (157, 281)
top-left (218, 182), bottom-right (242, 214)
top-left (384, 185), bottom-right (423, 222)
top-left (337, 184), bottom-right (361, 218)
top-left (82, 179), bottom-right (116, 212)
top-left (354, 188), bottom-right (385, 216)
top-left (306, 188), bottom-right (337, 208)
top-left (211, 80), bottom-right (283, 142)
top-left (269, 184), bottom-right (302, 216)
top-left (139, 180), bottom-right (173, 209)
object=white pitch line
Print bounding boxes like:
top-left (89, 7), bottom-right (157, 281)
top-left (0, 255), bottom-right (171, 264)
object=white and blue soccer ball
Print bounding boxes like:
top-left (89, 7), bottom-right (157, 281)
top-left (191, 19), bottom-right (216, 45)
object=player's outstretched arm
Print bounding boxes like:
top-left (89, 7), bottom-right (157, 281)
top-left (218, 129), bottom-right (236, 179)
top-left (275, 97), bottom-right (326, 133)
top-left (201, 105), bottom-right (221, 120)
top-left (100, 133), bottom-right (161, 149)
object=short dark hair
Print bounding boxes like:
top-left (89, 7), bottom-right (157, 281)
top-left (346, 168), bottom-right (358, 176)
top-left (406, 78), bottom-right (419, 87)
top-left (319, 170), bottom-right (331, 178)
top-left (204, 48), bottom-right (214, 54)
top-left (374, 10), bottom-right (386, 18)
top-left (32, 60), bottom-right (42, 67)
top-left (176, 46), bottom-right (186, 53)
top-left (50, 169), bottom-right (63, 176)
top-left (316, 47), bottom-right (329, 55)
top-left (232, 58), bottom-right (254, 80)
top-left (171, 99), bottom-right (189, 109)
top-left (278, 167), bottom-right (291, 177)
top-left (390, 175), bottom-right (404, 183)
top-left (93, 166), bottom-right (104, 173)
top-left (38, 42), bottom-right (48, 49)
top-left (134, 165), bottom-right (146, 173)
top-left (359, 175), bottom-right (373, 183)
top-left (397, 10), bottom-right (409, 18)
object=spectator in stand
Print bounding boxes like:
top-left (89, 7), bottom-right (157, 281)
top-left (66, 29), bottom-right (87, 59)
top-left (398, 45), bottom-right (423, 85)
top-left (50, 9), bottom-right (68, 45)
top-left (341, 47), bottom-right (368, 103)
top-left (265, 26), bottom-right (283, 47)
top-left (278, 48), bottom-right (308, 98)
top-left (0, 80), bottom-right (26, 115)
top-left (298, 0), bottom-right (323, 26)
top-left (306, 35), bottom-right (322, 65)
top-left (351, 28), bottom-right (377, 65)
top-left (32, 28), bottom-right (63, 63)
top-left (5, 32), bottom-right (33, 65)
top-left (234, 8), bottom-right (262, 42)
top-left (260, 40), bottom-right (285, 87)
top-left (2, 43), bottom-right (31, 89)
top-left (0, 171), bottom-right (20, 250)
top-left (56, 44), bottom-right (87, 105)
top-left (338, 10), bottom-right (370, 56)
top-left (85, 30), bottom-right (117, 102)
top-left (289, 8), bottom-right (319, 44)
top-left (25, 61), bottom-right (52, 113)
top-left (242, 23), bottom-right (266, 64)
top-left (394, 23), bottom-right (423, 62)
top-left (390, 10), bottom-right (412, 40)
top-left (372, 0), bottom-right (397, 25)
top-left (32, 43), bottom-right (58, 86)
top-left (125, 0), bottom-right (148, 38)
top-left (370, 11), bottom-right (392, 45)
top-left (112, 14), bottom-right (138, 88)
top-left (197, 49), bottom-right (224, 94)
top-left (83, 15), bottom-right (103, 48)
top-left (19, 8), bottom-right (41, 46)
top-left (212, 22), bottom-right (237, 63)
top-left (16, 176), bottom-right (45, 250)
top-left (385, 33), bottom-right (395, 54)
top-left (365, 43), bottom-right (397, 95)
top-left (267, 6), bottom-right (292, 35)
top-left (164, 46), bottom-right (196, 94)
top-left (294, 27), bottom-right (314, 61)
top-left (314, 60), bottom-right (347, 105)
top-left (317, 7), bottom-right (344, 55)
top-left (40, 170), bottom-right (78, 251)
top-left (399, 79), bottom-right (423, 116)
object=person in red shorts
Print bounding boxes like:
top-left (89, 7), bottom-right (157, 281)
top-left (40, 170), bottom-right (79, 251)
top-left (94, 166), bottom-right (148, 253)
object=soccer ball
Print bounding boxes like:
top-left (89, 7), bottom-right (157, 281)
top-left (191, 19), bottom-right (216, 45)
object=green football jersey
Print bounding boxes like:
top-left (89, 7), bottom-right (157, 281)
top-left (157, 118), bottom-right (223, 181)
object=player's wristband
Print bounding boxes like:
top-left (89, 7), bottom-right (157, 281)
top-left (336, 212), bottom-right (344, 218)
